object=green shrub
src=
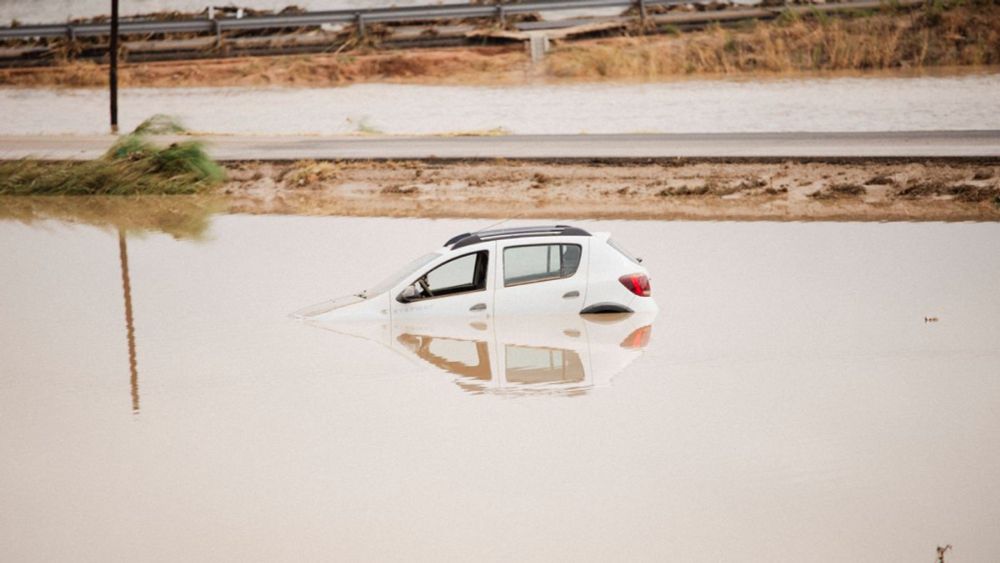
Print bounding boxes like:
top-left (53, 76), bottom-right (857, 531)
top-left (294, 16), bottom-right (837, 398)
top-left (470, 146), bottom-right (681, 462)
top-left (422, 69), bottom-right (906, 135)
top-left (0, 116), bottom-right (224, 196)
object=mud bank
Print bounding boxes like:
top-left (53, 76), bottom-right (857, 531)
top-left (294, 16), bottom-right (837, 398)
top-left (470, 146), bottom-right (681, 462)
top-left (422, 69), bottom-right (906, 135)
top-left (220, 159), bottom-right (1000, 221)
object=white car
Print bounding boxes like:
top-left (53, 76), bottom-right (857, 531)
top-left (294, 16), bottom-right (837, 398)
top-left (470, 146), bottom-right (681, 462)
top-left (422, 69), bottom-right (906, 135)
top-left (298, 225), bottom-right (657, 322)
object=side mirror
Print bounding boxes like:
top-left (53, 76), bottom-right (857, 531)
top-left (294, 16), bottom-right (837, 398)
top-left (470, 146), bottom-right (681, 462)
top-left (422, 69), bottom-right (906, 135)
top-left (398, 285), bottom-right (419, 303)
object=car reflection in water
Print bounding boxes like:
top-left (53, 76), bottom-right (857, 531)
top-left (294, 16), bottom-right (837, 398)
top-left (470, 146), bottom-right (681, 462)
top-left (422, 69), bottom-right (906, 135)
top-left (305, 313), bottom-right (655, 396)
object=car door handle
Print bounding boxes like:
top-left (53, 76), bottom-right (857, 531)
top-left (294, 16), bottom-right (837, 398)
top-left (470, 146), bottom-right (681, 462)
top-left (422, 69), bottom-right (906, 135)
top-left (562, 291), bottom-right (580, 299)
top-left (470, 303), bottom-right (487, 311)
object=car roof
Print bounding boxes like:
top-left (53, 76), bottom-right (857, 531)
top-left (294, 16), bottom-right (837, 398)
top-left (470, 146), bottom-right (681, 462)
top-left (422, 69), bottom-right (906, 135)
top-left (445, 225), bottom-right (591, 250)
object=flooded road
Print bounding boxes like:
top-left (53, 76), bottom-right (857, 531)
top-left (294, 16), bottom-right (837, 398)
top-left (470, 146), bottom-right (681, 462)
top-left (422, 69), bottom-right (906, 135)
top-left (1, 208), bottom-right (999, 561)
top-left (3, 72), bottom-right (1000, 135)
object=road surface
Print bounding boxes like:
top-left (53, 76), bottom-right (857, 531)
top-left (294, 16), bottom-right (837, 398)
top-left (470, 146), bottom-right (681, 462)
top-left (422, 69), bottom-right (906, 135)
top-left (1, 131), bottom-right (999, 160)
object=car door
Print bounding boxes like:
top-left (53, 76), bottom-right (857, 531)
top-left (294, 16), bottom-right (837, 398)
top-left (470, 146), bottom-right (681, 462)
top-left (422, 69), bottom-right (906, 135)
top-left (493, 239), bottom-right (589, 316)
top-left (390, 244), bottom-right (495, 319)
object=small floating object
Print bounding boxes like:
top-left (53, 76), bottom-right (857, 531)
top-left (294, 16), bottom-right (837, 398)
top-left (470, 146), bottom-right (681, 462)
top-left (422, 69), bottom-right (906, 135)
top-left (924, 316), bottom-right (939, 323)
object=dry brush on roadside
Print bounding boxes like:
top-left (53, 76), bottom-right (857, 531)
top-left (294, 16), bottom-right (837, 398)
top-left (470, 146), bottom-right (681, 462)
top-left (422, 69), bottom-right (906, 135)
top-left (546, 2), bottom-right (1000, 78)
top-left (2, 2), bottom-right (998, 88)
top-left (0, 116), bottom-right (224, 195)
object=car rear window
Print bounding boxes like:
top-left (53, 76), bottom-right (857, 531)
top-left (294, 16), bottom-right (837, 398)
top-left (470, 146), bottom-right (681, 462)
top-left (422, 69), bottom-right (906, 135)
top-left (503, 244), bottom-right (581, 286)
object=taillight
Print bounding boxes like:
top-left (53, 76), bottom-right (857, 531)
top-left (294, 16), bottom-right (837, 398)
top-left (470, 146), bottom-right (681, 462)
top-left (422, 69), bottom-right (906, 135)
top-left (619, 273), bottom-right (651, 297)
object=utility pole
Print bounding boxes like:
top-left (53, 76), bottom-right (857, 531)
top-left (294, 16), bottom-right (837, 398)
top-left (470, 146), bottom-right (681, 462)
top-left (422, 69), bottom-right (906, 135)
top-left (110, 0), bottom-right (119, 133)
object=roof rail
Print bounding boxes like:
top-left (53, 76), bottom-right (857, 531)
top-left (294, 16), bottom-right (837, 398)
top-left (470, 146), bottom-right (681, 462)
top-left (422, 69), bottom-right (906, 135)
top-left (447, 225), bottom-right (591, 249)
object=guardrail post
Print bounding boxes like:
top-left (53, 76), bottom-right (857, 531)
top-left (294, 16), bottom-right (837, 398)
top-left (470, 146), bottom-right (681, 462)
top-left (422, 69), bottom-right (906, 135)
top-left (212, 18), bottom-right (222, 47)
top-left (637, 0), bottom-right (647, 28)
top-left (496, 5), bottom-right (506, 27)
top-left (528, 33), bottom-right (549, 63)
top-left (64, 24), bottom-right (78, 60)
top-left (355, 13), bottom-right (366, 38)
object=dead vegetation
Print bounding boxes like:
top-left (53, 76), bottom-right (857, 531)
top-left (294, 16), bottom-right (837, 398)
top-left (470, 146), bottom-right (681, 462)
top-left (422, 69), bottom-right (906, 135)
top-left (973, 167), bottom-right (995, 180)
top-left (865, 174), bottom-right (897, 185)
top-left (655, 175), bottom-right (775, 197)
top-left (809, 182), bottom-right (867, 199)
top-left (280, 160), bottom-right (341, 187)
top-left (2, 2), bottom-right (998, 87)
top-left (0, 116), bottom-right (224, 195)
top-left (895, 180), bottom-right (1000, 202)
top-left (546, 3), bottom-right (1000, 79)
top-left (0, 47), bottom-right (527, 88)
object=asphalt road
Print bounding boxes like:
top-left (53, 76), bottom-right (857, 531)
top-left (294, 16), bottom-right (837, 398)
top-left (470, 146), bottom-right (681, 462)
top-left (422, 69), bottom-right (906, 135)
top-left (2, 131), bottom-right (999, 160)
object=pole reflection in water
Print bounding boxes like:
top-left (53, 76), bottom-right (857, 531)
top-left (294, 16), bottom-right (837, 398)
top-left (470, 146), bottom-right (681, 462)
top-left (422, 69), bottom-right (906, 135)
top-left (0, 196), bottom-right (220, 414)
top-left (117, 228), bottom-right (139, 413)
top-left (307, 312), bottom-right (656, 396)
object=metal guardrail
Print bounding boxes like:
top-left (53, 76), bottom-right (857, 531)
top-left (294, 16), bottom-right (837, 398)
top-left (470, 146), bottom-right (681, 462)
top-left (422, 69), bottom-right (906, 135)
top-left (0, 0), bottom-right (688, 40)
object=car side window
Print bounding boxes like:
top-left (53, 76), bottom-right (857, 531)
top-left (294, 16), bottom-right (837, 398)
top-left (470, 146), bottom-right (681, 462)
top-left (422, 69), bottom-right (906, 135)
top-left (503, 244), bottom-right (581, 287)
top-left (409, 250), bottom-right (488, 300)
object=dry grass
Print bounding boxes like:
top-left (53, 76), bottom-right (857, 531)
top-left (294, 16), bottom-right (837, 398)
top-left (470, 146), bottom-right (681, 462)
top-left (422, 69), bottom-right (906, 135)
top-left (545, 3), bottom-right (1000, 78)
top-left (2, 3), bottom-right (997, 88)
top-left (0, 47), bottom-right (527, 88)
top-left (809, 182), bottom-right (867, 199)
top-left (0, 116), bottom-right (224, 195)
top-left (281, 160), bottom-right (342, 187)
top-left (895, 180), bottom-right (1000, 202)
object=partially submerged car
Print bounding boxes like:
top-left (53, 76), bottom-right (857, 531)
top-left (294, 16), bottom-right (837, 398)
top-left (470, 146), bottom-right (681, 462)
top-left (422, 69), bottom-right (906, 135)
top-left (297, 225), bottom-right (657, 322)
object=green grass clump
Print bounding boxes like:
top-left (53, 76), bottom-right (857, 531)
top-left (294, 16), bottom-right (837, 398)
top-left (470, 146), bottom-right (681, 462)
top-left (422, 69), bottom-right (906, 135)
top-left (0, 116), bottom-right (224, 196)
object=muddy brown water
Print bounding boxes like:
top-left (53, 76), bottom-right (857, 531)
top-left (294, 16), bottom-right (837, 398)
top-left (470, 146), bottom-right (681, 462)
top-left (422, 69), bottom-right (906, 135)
top-left (4, 72), bottom-right (1000, 135)
top-left (1, 209), bottom-right (999, 561)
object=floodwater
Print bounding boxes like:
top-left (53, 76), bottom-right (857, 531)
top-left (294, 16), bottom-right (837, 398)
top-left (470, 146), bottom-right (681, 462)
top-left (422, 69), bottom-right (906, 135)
top-left (1, 204), bottom-right (999, 562)
top-left (3, 72), bottom-right (1000, 135)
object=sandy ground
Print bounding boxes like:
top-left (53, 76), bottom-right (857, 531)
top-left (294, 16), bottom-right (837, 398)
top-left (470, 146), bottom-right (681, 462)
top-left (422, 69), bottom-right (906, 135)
top-left (221, 159), bottom-right (1000, 221)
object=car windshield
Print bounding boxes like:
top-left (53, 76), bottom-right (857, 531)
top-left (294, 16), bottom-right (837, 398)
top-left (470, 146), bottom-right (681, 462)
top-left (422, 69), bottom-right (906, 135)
top-left (364, 252), bottom-right (441, 297)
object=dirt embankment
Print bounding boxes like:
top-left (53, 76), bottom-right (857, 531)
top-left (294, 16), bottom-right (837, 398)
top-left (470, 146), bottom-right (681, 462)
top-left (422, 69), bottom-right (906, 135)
top-left (0, 47), bottom-right (528, 88)
top-left (4, 160), bottom-right (997, 231)
top-left (220, 159), bottom-right (1000, 221)
top-left (2, 3), bottom-right (998, 88)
